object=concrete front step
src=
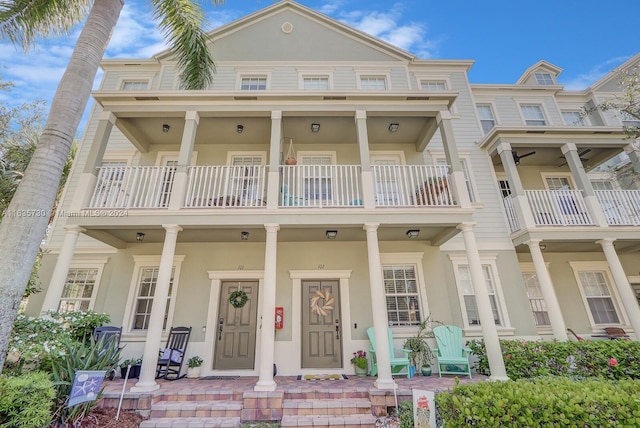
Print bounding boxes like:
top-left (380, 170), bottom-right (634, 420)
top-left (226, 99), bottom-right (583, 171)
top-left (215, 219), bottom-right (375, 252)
top-left (281, 414), bottom-right (377, 427)
top-left (282, 398), bottom-right (372, 416)
top-left (139, 416), bottom-right (241, 428)
top-left (150, 400), bottom-right (243, 418)
top-left (283, 389), bottom-right (369, 400)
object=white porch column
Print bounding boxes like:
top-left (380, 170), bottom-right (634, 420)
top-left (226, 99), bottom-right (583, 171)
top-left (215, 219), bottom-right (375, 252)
top-left (255, 224), bottom-right (280, 391)
top-left (438, 111), bottom-right (471, 208)
top-left (497, 142), bottom-right (536, 228)
top-left (458, 223), bottom-right (508, 380)
top-left (71, 111), bottom-right (116, 210)
top-left (132, 224), bottom-right (182, 392)
top-left (40, 226), bottom-right (86, 314)
top-left (526, 240), bottom-right (568, 340)
top-left (169, 111), bottom-right (199, 210)
top-left (561, 143), bottom-right (608, 227)
top-left (597, 239), bottom-right (640, 338)
top-left (364, 223), bottom-right (397, 390)
top-left (355, 111), bottom-right (376, 209)
top-left (266, 111), bottom-right (282, 210)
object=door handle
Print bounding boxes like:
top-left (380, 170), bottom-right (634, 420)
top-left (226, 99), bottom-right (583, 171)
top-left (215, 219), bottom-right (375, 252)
top-left (335, 319), bottom-right (340, 340)
top-left (218, 318), bottom-right (224, 341)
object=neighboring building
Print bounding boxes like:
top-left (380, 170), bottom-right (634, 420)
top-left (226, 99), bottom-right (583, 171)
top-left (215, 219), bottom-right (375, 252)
top-left (27, 0), bottom-right (640, 392)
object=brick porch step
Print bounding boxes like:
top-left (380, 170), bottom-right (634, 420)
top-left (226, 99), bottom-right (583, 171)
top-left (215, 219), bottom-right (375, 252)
top-left (280, 413), bottom-right (377, 427)
top-left (282, 398), bottom-right (371, 416)
top-left (150, 400), bottom-right (243, 418)
top-left (139, 416), bottom-right (240, 427)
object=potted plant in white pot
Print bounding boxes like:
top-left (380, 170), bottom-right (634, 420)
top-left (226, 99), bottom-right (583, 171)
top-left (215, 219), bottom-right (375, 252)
top-left (350, 350), bottom-right (368, 376)
top-left (186, 355), bottom-right (203, 378)
top-left (403, 320), bottom-right (436, 376)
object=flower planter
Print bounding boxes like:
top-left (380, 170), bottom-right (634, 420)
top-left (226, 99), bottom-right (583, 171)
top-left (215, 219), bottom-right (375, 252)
top-left (186, 366), bottom-right (201, 379)
top-left (354, 365), bottom-right (368, 377)
top-left (121, 364), bottom-right (141, 379)
top-left (421, 366), bottom-right (432, 376)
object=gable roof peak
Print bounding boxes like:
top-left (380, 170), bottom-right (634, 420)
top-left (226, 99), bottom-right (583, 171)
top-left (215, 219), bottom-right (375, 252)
top-left (516, 60), bottom-right (563, 85)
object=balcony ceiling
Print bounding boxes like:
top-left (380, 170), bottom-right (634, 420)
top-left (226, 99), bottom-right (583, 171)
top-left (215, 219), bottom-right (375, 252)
top-left (116, 115), bottom-right (432, 150)
top-left (491, 145), bottom-right (622, 171)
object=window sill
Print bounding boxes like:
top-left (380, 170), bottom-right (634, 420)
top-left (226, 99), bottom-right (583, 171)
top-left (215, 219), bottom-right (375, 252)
top-left (462, 327), bottom-right (516, 337)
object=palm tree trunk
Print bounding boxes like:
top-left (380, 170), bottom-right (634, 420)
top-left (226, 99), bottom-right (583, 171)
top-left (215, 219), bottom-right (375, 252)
top-left (0, 0), bottom-right (123, 373)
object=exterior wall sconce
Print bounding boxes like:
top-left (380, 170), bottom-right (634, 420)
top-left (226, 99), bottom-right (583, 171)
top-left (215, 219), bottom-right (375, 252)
top-left (539, 243), bottom-right (547, 250)
top-left (388, 123), bottom-right (399, 132)
top-left (136, 232), bottom-right (145, 241)
top-left (237, 124), bottom-right (244, 133)
top-left (406, 229), bottom-right (420, 239)
top-left (162, 124), bottom-right (170, 133)
top-left (311, 123), bottom-right (320, 133)
top-left (241, 231), bottom-right (249, 240)
top-left (325, 230), bottom-right (338, 239)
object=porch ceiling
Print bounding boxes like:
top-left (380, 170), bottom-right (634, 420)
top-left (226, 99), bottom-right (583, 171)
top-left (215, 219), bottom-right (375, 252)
top-left (82, 224), bottom-right (461, 246)
top-left (512, 231), bottom-right (640, 254)
top-left (115, 115), bottom-right (432, 149)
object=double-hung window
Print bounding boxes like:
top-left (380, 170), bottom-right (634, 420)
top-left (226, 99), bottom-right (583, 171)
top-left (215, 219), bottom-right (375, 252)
top-left (421, 80), bottom-right (447, 91)
top-left (121, 80), bottom-right (149, 90)
top-left (241, 77), bottom-right (267, 90)
top-left (381, 253), bottom-right (427, 327)
top-left (303, 76), bottom-right (329, 90)
top-left (562, 111), bottom-right (586, 126)
top-left (360, 76), bottom-right (387, 90)
top-left (534, 73), bottom-right (554, 85)
top-left (521, 270), bottom-right (550, 326)
top-left (571, 262), bottom-right (623, 326)
top-left (521, 104), bottom-right (547, 126)
top-left (476, 104), bottom-right (496, 134)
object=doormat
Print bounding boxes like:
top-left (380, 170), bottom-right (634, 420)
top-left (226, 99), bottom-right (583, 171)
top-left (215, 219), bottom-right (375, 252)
top-left (199, 376), bottom-right (240, 380)
top-left (297, 374), bottom-right (348, 381)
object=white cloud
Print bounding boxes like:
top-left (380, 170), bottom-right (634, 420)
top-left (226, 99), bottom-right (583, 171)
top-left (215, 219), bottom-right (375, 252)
top-left (563, 56), bottom-right (631, 90)
top-left (319, 0), bottom-right (344, 15)
top-left (105, 2), bottom-right (163, 58)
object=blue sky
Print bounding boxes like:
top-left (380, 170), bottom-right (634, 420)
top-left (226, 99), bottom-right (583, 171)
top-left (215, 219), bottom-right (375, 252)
top-left (1, 0), bottom-right (638, 132)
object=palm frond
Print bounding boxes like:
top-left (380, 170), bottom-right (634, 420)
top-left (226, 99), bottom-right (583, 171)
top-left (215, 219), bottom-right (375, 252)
top-left (152, 0), bottom-right (224, 90)
top-left (0, 0), bottom-right (91, 51)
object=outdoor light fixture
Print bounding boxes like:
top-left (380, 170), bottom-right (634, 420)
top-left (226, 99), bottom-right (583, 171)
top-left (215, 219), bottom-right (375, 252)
top-left (237, 124), bottom-right (244, 133)
top-left (388, 123), bottom-right (399, 132)
top-left (406, 229), bottom-right (420, 239)
top-left (311, 123), bottom-right (320, 133)
top-left (136, 232), bottom-right (145, 242)
top-left (539, 243), bottom-right (547, 251)
top-left (162, 124), bottom-right (170, 133)
top-left (325, 230), bottom-right (338, 239)
top-left (241, 231), bottom-right (249, 240)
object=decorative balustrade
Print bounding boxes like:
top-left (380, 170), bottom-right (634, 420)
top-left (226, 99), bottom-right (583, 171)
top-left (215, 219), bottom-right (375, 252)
top-left (185, 165), bottom-right (267, 208)
top-left (280, 165), bottom-right (362, 207)
top-left (595, 189), bottom-right (640, 226)
top-left (502, 195), bottom-right (520, 232)
top-left (90, 166), bottom-right (177, 209)
top-left (372, 164), bottom-right (454, 207)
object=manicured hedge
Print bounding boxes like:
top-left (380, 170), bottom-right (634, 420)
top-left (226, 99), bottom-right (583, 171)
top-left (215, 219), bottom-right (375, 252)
top-left (0, 371), bottom-right (55, 428)
top-left (435, 377), bottom-right (640, 427)
top-left (467, 338), bottom-right (640, 380)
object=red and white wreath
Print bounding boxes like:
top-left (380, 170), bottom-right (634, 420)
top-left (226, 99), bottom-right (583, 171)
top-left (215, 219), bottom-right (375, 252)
top-left (310, 290), bottom-right (334, 316)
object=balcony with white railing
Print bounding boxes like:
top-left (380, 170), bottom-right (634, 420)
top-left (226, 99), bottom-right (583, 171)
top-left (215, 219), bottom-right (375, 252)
top-left (185, 165), bottom-right (267, 208)
top-left (595, 189), bottom-right (640, 226)
top-left (502, 195), bottom-right (520, 232)
top-left (372, 164), bottom-right (454, 207)
top-left (525, 189), bottom-right (594, 226)
top-left (280, 165), bottom-right (363, 207)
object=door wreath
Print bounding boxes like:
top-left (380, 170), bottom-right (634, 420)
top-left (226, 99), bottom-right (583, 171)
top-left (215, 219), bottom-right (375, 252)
top-left (229, 290), bottom-right (248, 308)
top-left (310, 289), bottom-right (334, 316)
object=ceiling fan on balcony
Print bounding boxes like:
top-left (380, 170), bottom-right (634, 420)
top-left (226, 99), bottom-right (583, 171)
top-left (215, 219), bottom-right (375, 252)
top-left (557, 148), bottom-right (591, 167)
top-left (512, 150), bottom-right (536, 165)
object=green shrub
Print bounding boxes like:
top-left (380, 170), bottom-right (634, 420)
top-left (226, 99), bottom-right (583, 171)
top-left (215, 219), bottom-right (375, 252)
top-left (436, 377), bottom-right (640, 427)
top-left (0, 372), bottom-right (55, 428)
top-left (467, 338), bottom-right (640, 380)
top-left (395, 399), bottom-right (414, 428)
top-left (6, 311), bottom-right (111, 375)
top-left (50, 336), bottom-right (121, 425)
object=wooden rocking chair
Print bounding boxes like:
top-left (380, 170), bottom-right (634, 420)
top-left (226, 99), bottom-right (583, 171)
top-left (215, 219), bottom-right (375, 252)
top-left (156, 326), bottom-right (192, 380)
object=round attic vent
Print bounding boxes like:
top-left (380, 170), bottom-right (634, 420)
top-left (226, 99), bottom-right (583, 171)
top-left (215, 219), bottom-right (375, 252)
top-left (281, 22), bottom-right (294, 34)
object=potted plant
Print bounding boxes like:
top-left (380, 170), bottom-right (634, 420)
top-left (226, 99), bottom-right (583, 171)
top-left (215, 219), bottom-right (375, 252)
top-left (186, 355), bottom-right (203, 378)
top-left (403, 320), bottom-right (436, 376)
top-left (119, 357), bottom-right (142, 379)
top-left (350, 350), bottom-right (368, 376)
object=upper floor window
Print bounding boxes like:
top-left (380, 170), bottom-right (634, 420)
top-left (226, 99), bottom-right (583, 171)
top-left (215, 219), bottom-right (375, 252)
top-left (476, 104), bottom-right (496, 134)
top-left (241, 77), bottom-right (267, 90)
top-left (562, 111), bottom-right (587, 126)
top-left (590, 180), bottom-right (615, 191)
top-left (121, 80), bottom-right (149, 91)
top-left (620, 112), bottom-right (640, 128)
top-left (521, 104), bottom-right (547, 126)
top-left (360, 76), bottom-right (387, 90)
top-left (421, 80), bottom-right (447, 91)
top-left (534, 73), bottom-right (554, 85)
top-left (303, 77), bottom-right (329, 90)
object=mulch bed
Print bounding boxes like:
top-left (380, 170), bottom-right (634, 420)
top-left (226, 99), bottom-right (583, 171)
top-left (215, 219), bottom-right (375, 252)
top-left (48, 408), bottom-right (144, 428)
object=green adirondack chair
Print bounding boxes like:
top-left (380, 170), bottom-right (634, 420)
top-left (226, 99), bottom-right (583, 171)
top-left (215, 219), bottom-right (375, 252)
top-left (432, 325), bottom-right (472, 379)
top-left (366, 327), bottom-right (412, 378)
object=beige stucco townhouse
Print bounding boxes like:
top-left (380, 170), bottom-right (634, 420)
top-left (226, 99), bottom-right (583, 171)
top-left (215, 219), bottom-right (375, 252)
top-left (26, 0), bottom-right (640, 392)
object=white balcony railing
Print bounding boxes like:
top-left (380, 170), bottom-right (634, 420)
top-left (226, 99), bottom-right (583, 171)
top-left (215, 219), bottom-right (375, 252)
top-left (280, 165), bottom-right (362, 207)
top-left (90, 166), bottom-right (177, 209)
top-left (185, 165), bottom-right (267, 208)
top-left (502, 195), bottom-right (520, 232)
top-left (525, 189), bottom-right (594, 226)
top-left (595, 189), bottom-right (640, 226)
top-left (372, 165), bottom-right (454, 207)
